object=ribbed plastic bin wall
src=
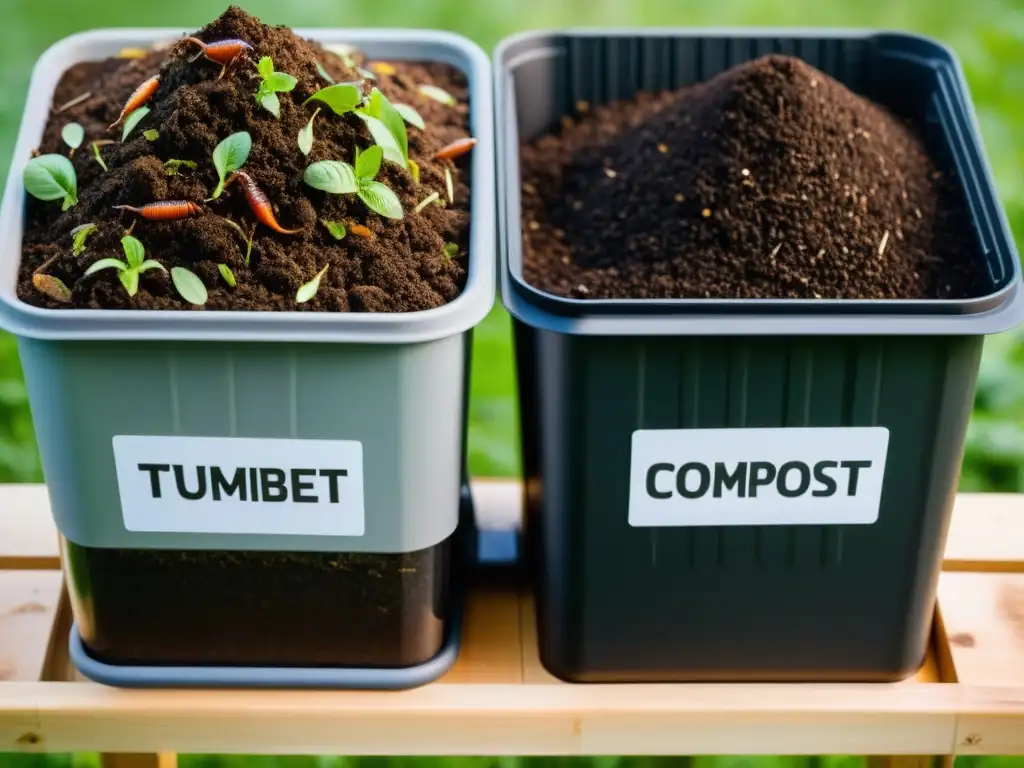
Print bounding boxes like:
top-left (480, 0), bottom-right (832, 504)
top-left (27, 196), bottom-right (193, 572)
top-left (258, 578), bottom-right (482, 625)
top-left (495, 29), bottom-right (1024, 682)
top-left (0, 27), bottom-right (495, 689)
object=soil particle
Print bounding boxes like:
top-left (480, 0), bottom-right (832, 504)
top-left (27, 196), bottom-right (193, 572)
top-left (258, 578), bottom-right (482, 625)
top-left (21, 6), bottom-right (474, 313)
top-left (520, 54), bottom-right (986, 300)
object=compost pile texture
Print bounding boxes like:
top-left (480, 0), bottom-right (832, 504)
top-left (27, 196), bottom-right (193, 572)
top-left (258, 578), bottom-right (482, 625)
top-left (521, 54), bottom-right (985, 300)
top-left (20, 6), bottom-right (473, 312)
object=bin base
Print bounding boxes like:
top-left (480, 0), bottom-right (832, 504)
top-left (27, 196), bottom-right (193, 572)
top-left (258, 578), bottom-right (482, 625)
top-left (68, 602), bottom-right (462, 689)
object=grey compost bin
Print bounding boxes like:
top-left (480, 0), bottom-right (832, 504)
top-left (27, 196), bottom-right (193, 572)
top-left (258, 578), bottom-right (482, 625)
top-left (0, 27), bottom-right (494, 689)
top-left (495, 29), bottom-right (1024, 682)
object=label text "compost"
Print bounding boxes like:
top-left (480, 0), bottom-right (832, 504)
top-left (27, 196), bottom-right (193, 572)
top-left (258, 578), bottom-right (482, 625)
top-left (628, 427), bottom-right (889, 528)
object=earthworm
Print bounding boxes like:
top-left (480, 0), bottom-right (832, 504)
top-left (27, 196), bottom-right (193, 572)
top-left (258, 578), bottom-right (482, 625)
top-left (182, 36), bottom-right (253, 78)
top-left (108, 75), bottom-right (160, 130)
top-left (226, 171), bottom-right (302, 235)
top-left (114, 201), bottom-right (203, 221)
top-left (432, 137), bottom-right (477, 161)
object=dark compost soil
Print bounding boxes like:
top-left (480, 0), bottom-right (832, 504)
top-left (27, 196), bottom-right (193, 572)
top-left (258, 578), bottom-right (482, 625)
top-left (20, 5), bottom-right (473, 312)
top-left (520, 54), bottom-right (987, 300)
top-left (65, 538), bottom-right (451, 668)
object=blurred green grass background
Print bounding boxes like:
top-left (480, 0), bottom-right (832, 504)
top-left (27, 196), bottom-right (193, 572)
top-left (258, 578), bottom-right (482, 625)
top-left (2, 0), bottom-right (1024, 765)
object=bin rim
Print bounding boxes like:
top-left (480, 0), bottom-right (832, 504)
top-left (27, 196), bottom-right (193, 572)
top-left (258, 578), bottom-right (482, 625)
top-left (494, 27), bottom-right (1024, 337)
top-left (0, 26), bottom-right (496, 344)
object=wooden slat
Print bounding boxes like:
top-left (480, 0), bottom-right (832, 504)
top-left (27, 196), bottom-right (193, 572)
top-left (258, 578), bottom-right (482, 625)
top-left (937, 572), bottom-right (1024, 687)
top-left (0, 485), bottom-right (59, 570)
top-left (942, 494), bottom-right (1024, 573)
top-left (0, 571), bottom-right (63, 682)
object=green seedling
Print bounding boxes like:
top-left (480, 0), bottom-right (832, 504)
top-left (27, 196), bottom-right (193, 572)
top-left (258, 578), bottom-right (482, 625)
top-left (298, 108), bottom-right (321, 156)
top-left (304, 82), bottom-right (362, 116)
top-left (323, 221), bottom-right (346, 240)
top-left (358, 67), bottom-right (377, 81)
top-left (443, 242), bottom-right (459, 260)
top-left (255, 56), bottom-right (297, 118)
top-left (314, 62), bottom-right (335, 84)
top-left (408, 159), bottom-right (420, 185)
top-left (324, 44), bottom-right (358, 69)
top-left (413, 191), bottom-right (440, 214)
top-left (218, 263), bottom-right (237, 288)
top-left (121, 106), bottom-right (150, 142)
top-left (163, 159), bottom-right (198, 176)
top-left (355, 87), bottom-right (408, 169)
top-left (61, 123), bottom-right (84, 155)
top-left (171, 266), bottom-right (208, 306)
top-left (209, 131), bottom-right (252, 200)
top-left (143, 129), bottom-right (159, 141)
top-left (83, 234), bottom-right (164, 297)
top-left (23, 154), bottom-right (77, 211)
top-left (296, 264), bottom-right (329, 303)
top-left (393, 103), bottom-right (424, 130)
top-left (90, 140), bottom-right (113, 172)
top-left (418, 84), bottom-right (456, 106)
top-left (70, 223), bottom-right (97, 256)
top-left (222, 217), bottom-right (256, 265)
top-left (444, 167), bottom-right (454, 203)
top-left (303, 145), bottom-right (402, 220)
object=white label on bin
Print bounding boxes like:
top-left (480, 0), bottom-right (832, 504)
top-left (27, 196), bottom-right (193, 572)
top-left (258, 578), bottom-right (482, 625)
top-left (628, 427), bottom-right (889, 527)
top-left (112, 435), bottom-right (365, 536)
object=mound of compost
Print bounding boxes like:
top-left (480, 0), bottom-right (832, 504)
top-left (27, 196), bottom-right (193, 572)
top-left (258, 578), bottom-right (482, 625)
top-left (520, 54), bottom-right (986, 300)
top-left (20, 5), bottom-right (473, 312)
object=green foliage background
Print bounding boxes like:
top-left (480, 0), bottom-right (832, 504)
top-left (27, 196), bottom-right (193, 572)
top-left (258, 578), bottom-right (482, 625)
top-left (1, 0), bottom-right (1023, 765)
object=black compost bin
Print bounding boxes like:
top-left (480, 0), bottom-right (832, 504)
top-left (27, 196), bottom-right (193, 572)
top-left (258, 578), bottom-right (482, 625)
top-left (495, 29), bottom-right (1024, 682)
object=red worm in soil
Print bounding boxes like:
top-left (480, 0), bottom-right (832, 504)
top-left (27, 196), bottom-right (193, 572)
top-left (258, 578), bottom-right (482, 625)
top-left (182, 36), bottom-right (253, 78)
top-left (227, 171), bottom-right (303, 235)
top-left (432, 137), bottom-right (477, 161)
top-left (348, 224), bottom-right (374, 239)
top-left (114, 201), bottom-right (203, 221)
top-left (107, 75), bottom-right (160, 130)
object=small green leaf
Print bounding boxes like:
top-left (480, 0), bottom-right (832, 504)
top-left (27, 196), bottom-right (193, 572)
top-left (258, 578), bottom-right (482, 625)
top-left (355, 145), bottom-right (383, 181)
top-left (23, 154), bottom-right (77, 206)
top-left (171, 266), bottom-right (208, 306)
top-left (70, 222), bottom-right (97, 256)
top-left (418, 84), bottom-right (456, 106)
top-left (324, 44), bottom-right (358, 69)
top-left (119, 268), bottom-right (140, 296)
top-left (211, 131), bottom-right (252, 199)
top-left (259, 91), bottom-right (281, 117)
top-left (258, 56), bottom-right (275, 79)
top-left (218, 263), bottom-right (237, 288)
top-left (358, 67), bottom-right (377, 81)
top-left (91, 142), bottom-right (109, 172)
top-left (303, 83), bottom-right (362, 115)
top-left (443, 242), bottom-right (459, 260)
top-left (315, 62), bottom-right (335, 84)
top-left (408, 159), bottom-right (420, 185)
top-left (298, 108), bottom-right (320, 156)
top-left (394, 103), bottom-right (425, 130)
top-left (324, 221), bottom-right (346, 240)
top-left (413, 191), bottom-right (440, 214)
top-left (121, 235), bottom-right (145, 269)
top-left (267, 72), bottom-right (297, 92)
top-left (357, 180), bottom-right (403, 220)
top-left (143, 129), bottom-right (159, 141)
top-left (366, 89), bottom-right (407, 165)
top-left (121, 106), bottom-right (150, 142)
top-left (445, 167), bottom-right (454, 203)
top-left (303, 160), bottom-right (358, 194)
top-left (296, 264), bottom-right (329, 303)
top-left (32, 273), bottom-right (72, 303)
top-left (138, 259), bottom-right (166, 274)
top-left (61, 122), bottom-right (84, 151)
top-left (163, 159), bottom-right (198, 176)
top-left (357, 114), bottom-right (405, 169)
top-left (83, 257), bottom-right (127, 277)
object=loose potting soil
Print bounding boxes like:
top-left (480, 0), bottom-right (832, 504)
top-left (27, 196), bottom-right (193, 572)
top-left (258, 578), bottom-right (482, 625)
top-left (20, 5), bottom-right (473, 312)
top-left (521, 54), bottom-right (986, 300)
